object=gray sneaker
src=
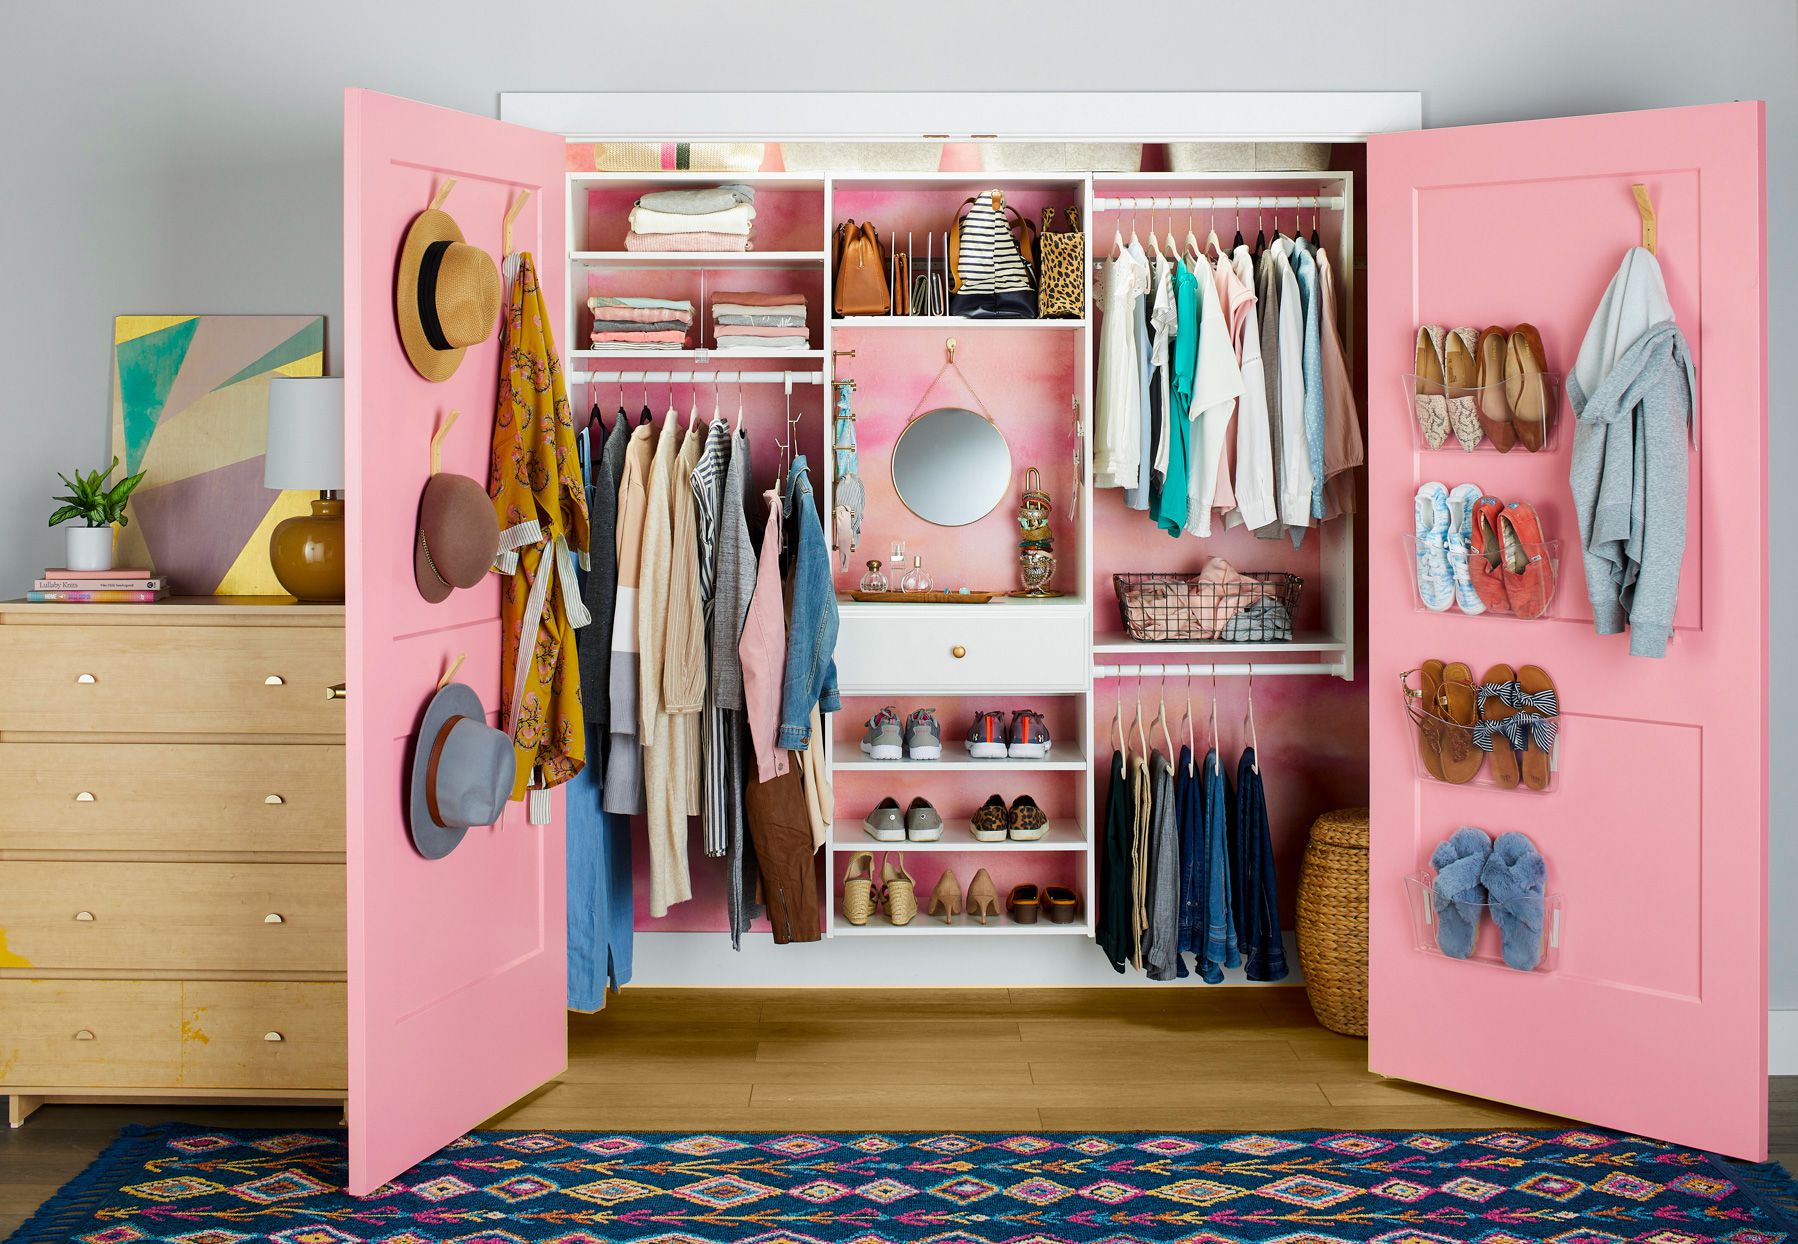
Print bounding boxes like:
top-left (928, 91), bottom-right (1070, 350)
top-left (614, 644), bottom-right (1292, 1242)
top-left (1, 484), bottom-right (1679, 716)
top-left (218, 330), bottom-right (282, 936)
top-left (905, 797), bottom-right (944, 841)
top-left (905, 708), bottom-right (942, 760)
top-left (861, 706), bottom-right (903, 760)
top-left (863, 796), bottom-right (905, 841)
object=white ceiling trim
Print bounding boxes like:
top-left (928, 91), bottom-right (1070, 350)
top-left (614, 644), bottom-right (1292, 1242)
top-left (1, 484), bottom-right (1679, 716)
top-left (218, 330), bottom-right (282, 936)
top-left (499, 91), bottom-right (1422, 142)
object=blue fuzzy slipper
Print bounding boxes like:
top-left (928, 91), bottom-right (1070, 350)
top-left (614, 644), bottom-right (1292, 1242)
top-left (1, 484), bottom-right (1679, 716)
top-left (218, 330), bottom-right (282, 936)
top-left (1481, 831), bottom-right (1547, 971)
top-left (1428, 826), bottom-right (1492, 959)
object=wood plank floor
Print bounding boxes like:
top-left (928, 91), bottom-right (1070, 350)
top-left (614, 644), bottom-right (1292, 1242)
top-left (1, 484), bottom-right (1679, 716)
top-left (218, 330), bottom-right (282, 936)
top-left (3, 987), bottom-right (1793, 1236)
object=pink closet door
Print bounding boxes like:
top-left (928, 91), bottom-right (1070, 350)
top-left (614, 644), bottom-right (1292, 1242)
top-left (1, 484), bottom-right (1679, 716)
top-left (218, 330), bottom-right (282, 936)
top-left (1366, 103), bottom-right (1767, 1159)
top-left (343, 88), bottom-right (567, 1195)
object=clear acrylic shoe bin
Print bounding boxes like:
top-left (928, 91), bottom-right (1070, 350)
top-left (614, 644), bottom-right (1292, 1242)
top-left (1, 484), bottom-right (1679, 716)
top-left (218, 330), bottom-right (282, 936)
top-left (1401, 537), bottom-right (1563, 618)
top-left (1400, 679), bottom-right (1562, 794)
top-left (1402, 373), bottom-right (1564, 454)
top-left (1403, 872), bottom-right (1564, 974)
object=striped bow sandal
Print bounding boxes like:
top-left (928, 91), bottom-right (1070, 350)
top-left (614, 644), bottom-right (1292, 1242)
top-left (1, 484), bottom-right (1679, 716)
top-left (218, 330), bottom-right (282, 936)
top-left (1473, 663), bottom-right (1523, 789)
top-left (1512, 664), bottom-right (1560, 791)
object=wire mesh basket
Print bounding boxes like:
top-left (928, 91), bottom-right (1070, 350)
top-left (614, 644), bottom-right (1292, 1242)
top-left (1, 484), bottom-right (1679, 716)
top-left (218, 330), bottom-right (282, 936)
top-left (1113, 571), bottom-right (1304, 643)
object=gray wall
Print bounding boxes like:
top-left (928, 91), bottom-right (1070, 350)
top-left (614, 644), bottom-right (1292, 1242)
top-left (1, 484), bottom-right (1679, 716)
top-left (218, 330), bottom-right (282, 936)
top-left (2, 1), bottom-right (1793, 998)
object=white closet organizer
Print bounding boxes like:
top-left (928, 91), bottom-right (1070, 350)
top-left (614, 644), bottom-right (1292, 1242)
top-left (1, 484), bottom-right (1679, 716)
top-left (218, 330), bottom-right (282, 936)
top-left (554, 153), bottom-right (1359, 949)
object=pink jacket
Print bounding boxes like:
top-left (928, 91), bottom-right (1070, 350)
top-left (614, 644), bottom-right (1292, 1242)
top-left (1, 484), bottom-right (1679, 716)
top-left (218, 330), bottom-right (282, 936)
top-left (738, 490), bottom-right (789, 782)
top-left (1318, 250), bottom-right (1365, 520)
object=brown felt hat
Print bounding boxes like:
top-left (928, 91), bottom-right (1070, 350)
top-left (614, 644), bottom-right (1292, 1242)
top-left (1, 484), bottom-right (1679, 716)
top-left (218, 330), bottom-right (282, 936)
top-left (415, 472), bottom-right (499, 603)
top-left (396, 204), bottom-right (502, 382)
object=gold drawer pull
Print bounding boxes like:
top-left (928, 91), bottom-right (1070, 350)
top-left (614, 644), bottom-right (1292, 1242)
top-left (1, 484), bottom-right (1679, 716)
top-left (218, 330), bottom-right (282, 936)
top-left (75, 791), bottom-right (96, 802)
top-left (73, 1029), bottom-right (95, 1041)
top-left (76, 673), bottom-right (97, 685)
top-left (263, 1031), bottom-right (285, 1043)
top-left (263, 913), bottom-right (285, 924)
top-left (73, 910), bottom-right (95, 922)
top-left (264, 675), bottom-right (285, 686)
top-left (264, 794), bottom-right (286, 805)
top-left (951, 645), bottom-right (967, 659)
top-left (326, 683), bottom-right (348, 700)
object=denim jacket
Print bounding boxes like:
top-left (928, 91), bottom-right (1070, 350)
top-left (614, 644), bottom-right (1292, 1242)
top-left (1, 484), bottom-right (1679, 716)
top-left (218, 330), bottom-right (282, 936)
top-left (777, 455), bottom-right (840, 748)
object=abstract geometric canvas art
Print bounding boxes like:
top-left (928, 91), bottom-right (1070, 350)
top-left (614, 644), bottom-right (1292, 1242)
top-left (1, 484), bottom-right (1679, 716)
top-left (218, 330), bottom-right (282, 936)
top-left (109, 314), bottom-right (325, 594)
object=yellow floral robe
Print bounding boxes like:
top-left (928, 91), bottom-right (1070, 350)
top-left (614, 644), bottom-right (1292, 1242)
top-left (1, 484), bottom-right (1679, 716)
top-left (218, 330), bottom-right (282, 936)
top-left (490, 252), bottom-right (591, 819)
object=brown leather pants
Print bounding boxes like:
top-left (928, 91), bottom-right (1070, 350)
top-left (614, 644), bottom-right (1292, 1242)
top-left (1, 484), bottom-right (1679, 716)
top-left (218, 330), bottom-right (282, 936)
top-left (743, 766), bottom-right (821, 943)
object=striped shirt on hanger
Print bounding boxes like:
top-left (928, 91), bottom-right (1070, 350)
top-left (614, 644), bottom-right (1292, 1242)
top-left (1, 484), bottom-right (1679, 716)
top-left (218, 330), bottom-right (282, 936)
top-left (691, 417), bottom-right (732, 859)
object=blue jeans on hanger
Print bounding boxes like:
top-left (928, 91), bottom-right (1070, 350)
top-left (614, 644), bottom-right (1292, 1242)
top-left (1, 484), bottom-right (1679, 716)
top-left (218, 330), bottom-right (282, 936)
top-left (566, 718), bottom-right (634, 1011)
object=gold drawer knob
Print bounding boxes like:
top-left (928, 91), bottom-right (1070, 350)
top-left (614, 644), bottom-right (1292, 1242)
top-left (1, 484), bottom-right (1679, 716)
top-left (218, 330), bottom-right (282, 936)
top-left (951, 645), bottom-right (967, 659)
top-left (326, 683), bottom-right (348, 700)
top-left (74, 791), bottom-right (96, 802)
top-left (73, 910), bottom-right (95, 922)
top-left (263, 913), bottom-right (285, 924)
top-left (263, 1031), bottom-right (285, 1043)
top-left (73, 1029), bottom-right (95, 1041)
top-left (76, 673), bottom-right (97, 685)
top-left (264, 675), bottom-right (285, 686)
top-left (264, 794), bottom-right (286, 805)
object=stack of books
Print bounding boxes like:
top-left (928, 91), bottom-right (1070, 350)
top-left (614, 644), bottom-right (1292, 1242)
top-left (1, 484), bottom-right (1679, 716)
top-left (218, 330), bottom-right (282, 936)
top-left (29, 568), bottom-right (168, 603)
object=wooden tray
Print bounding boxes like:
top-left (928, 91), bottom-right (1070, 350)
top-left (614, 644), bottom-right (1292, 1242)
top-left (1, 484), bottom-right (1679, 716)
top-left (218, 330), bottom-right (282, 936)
top-left (847, 590), bottom-right (1000, 604)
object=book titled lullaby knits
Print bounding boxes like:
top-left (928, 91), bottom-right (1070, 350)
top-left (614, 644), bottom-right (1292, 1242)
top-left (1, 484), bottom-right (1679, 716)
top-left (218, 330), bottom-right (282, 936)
top-left (35, 576), bottom-right (166, 592)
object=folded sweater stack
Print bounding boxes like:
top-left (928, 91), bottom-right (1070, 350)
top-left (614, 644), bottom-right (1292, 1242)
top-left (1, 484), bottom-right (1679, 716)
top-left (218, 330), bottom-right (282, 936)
top-left (588, 295), bottom-right (694, 351)
top-left (711, 290), bottom-right (810, 352)
top-left (624, 183), bottom-right (756, 253)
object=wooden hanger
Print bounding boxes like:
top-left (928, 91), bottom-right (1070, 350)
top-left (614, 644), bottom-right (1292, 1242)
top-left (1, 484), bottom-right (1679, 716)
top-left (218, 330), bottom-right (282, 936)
top-left (1632, 183), bottom-right (1657, 254)
top-left (502, 188), bottom-right (532, 257)
top-left (436, 652), bottom-right (467, 690)
top-left (429, 408), bottom-right (461, 475)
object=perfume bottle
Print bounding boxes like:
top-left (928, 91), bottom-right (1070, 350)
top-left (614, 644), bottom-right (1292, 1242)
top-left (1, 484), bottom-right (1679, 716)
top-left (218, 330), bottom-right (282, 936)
top-left (888, 540), bottom-right (907, 576)
top-left (899, 554), bottom-right (932, 593)
top-left (859, 559), bottom-right (888, 593)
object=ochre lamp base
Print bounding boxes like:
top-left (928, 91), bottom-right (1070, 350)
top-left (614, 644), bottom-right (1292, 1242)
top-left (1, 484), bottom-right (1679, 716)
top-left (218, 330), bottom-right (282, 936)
top-left (269, 497), bottom-right (346, 603)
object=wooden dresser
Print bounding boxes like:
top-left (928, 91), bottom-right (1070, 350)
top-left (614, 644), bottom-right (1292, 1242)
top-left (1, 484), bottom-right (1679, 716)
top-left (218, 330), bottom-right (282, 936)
top-left (0, 598), bottom-right (346, 1125)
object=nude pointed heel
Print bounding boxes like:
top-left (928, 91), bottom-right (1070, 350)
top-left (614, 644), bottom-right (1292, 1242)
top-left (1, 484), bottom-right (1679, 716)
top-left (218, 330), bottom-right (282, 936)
top-left (966, 869), bottom-right (1000, 925)
top-left (927, 869), bottom-right (962, 924)
top-left (883, 853), bottom-right (918, 926)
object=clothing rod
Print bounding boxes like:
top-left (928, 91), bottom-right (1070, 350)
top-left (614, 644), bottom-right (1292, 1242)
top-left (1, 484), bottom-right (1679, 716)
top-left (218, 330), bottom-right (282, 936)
top-left (569, 370), bottom-right (826, 385)
top-left (1091, 195), bottom-right (1345, 212)
top-left (1093, 661), bottom-right (1344, 678)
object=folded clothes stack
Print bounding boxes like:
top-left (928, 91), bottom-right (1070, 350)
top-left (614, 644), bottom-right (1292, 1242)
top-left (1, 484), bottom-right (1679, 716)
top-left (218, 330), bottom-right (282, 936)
top-left (588, 295), bottom-right (695, 352)
top-left (624, 183), bottom-right (756, 252)
top-left (711, 290), bottom-right (811, 352)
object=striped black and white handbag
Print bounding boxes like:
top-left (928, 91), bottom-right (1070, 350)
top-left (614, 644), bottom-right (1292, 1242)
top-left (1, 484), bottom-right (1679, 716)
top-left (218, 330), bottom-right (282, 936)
top-left (950, 190), bottom-right (1037, 319)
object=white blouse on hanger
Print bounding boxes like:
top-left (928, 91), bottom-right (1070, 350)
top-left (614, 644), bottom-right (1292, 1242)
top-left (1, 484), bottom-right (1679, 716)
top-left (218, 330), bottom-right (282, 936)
top-left (1226, 245), bottom-right (1278, 532)
top-left (1269, 239), bottom-right (1314, 534)
top-left (1095, 244), bottom-right (1151, 489)
top-left (1184, 253), bottom-right (1244, 537)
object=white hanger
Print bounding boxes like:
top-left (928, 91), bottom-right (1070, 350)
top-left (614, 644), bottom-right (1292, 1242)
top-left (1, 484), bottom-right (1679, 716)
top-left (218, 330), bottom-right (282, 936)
top-left (1209, 668), bottom-right (1222, 776)
top-left (1111, 678), bottom-right (1125, 756)
top-left (1145, 213), bottom-right (1162, 260)
top-left (688, 383), bottom-right (701, 431)
top-left (1180, 668), bottom-right (1195, 777)
top-left (1131, 678), bottom-right (1149, 761)
top-left (1153, 672), bottom-right (1175, 759)
top-left (1185, 212), bottom-right (1202, 263)
top-left (1128, 212), bottom-right (1140, 250)
top-left (1111, 213), bottom-right (1125, 258)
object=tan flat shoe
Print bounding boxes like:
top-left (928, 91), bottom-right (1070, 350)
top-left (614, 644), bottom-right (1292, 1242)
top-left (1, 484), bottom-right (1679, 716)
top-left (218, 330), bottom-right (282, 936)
top-left (1475, 326), bottom-right (1517, 451)
top-left (842, 851), bottom-right (877, 926)
top-left (927, 868), bottom-right (962, 924)
top-left (1506, 324), bottom-right (1551, 452)
top-left (1406, 660), bottom-right (1449, 782)
top-left (1443, 327), bottom-right (1484, 451)
top-left (1413, 325), bottom-right (1449, 448)
top-left (882, 853), bottom-right (917, 926)
top-left (966, 869), bottom-right (1000, 925)
top-left (1436, 661), bottom-right (1485, 785)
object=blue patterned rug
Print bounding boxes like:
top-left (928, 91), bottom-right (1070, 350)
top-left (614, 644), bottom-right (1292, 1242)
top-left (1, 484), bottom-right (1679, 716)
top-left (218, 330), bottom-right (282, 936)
top-left (9, 1125), bottom-right (1798, 1244)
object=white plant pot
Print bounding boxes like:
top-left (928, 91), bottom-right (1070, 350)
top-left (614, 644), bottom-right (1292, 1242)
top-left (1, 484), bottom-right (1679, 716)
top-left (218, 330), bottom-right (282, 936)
top-left (65, 525), bottom-right (115, 572)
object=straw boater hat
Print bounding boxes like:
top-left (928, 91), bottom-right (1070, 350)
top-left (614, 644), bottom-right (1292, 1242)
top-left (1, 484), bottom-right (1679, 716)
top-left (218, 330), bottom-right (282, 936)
top-left (395, 190), bottom-right (501, 382)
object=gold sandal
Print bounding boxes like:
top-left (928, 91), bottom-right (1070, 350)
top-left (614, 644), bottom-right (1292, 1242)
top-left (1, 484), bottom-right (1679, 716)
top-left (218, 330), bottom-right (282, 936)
top-left (883, 853), bottom-right (918, 926)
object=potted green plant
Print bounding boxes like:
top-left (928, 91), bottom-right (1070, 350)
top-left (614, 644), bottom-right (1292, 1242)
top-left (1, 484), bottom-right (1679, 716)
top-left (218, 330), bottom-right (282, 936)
top-left (49, 457), bottom-right (146, 572)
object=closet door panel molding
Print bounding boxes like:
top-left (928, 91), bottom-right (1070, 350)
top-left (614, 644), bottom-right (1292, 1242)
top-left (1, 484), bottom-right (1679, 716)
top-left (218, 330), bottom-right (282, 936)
top-left (1366, 101), bottom-right (1767, 1161)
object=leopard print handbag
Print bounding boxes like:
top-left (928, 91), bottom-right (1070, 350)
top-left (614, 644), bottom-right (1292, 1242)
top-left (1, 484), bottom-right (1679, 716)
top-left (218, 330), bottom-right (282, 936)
top-left (1037, 206), bottom-right (1085, 319)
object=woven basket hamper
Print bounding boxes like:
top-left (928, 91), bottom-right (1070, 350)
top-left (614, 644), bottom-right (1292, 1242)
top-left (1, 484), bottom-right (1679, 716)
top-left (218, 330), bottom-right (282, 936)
top-left (1296, 807), bottom-right (1369, 1037)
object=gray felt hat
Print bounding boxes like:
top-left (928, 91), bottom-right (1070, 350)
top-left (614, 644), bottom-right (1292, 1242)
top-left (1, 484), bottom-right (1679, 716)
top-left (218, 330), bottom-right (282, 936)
top-left (408, 681), bottom-right (514, 859)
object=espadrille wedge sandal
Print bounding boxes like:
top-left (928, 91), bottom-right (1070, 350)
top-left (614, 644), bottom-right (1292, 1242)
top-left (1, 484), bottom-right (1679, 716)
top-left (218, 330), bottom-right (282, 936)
top-left (883, 853), bottom-right (918, 926)
top-left (842, 851), bottom-right (877, 926)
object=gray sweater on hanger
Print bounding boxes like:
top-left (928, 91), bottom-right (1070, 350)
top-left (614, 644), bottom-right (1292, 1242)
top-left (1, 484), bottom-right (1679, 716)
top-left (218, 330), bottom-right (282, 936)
top-left (1568, 247), bottom-right (1696, 659)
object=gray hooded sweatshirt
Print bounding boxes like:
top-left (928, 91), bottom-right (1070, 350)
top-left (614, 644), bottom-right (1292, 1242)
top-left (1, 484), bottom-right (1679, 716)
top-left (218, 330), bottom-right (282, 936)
top-left (1567, 247), bottom-right (1696, 658)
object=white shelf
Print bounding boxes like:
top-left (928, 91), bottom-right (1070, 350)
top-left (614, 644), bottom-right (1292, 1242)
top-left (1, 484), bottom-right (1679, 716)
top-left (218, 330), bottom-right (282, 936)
top-left (568, 171), bottom-right (824, 190)
top-left (831, 748), bottom-right (1088, 773)
top-left (1091, 629), bottom-right (1346, 656)
top-left (571, 349), bottom-right (823, 362)
top-left (830, 819), bottom-right (1089, 853)
top-left (833, 316), bottom-right (1086, 330)
top-left (830, 914), bottom-right (1091, 937)
top-left (573, 250), bottom-right (827, 268)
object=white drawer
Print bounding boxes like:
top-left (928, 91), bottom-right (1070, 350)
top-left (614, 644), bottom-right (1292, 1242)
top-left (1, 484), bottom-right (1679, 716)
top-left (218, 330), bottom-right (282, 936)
top-left (836, 605), bottom-right (1088, 693)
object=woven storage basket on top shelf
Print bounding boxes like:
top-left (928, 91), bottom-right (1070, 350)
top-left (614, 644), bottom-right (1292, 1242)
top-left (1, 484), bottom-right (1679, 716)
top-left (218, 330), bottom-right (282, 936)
top-left (1296, 807), bottom-right (1369, 1037)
